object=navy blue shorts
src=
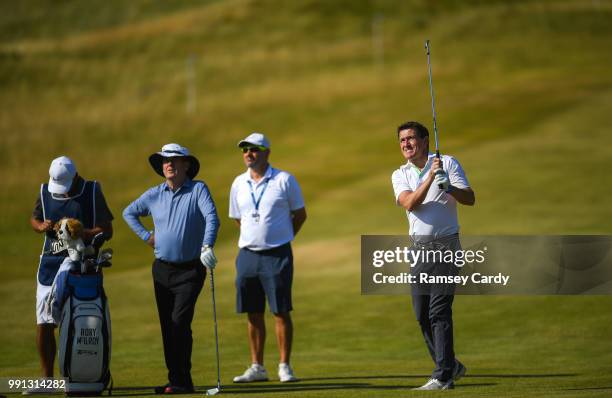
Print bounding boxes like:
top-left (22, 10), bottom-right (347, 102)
top-left (235, 243), bottom-right (293, 314)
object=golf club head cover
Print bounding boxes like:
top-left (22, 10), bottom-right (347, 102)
top-left (55, 218), bottom-right (87, 262)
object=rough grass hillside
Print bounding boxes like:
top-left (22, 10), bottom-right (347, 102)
top-left (2, 1), bottom-right (611, 275)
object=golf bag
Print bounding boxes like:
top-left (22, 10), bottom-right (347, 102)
top-left (57, 234), bottom-right (113, 395)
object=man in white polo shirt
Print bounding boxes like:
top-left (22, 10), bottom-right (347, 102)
top-left (229, 132), bottom-right (307, 383)
top-left (391, 121), bottom-right (475, 390)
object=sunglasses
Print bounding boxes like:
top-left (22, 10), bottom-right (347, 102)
top-left (241, 146), bottom-right (267, 153)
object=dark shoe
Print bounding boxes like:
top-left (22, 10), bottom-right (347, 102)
top-left (453, 359), bottom-right (467, 382)
top-left (163, 385), bottom-right (195, 394)
top-left (154, 384), bottom-right (170, 394)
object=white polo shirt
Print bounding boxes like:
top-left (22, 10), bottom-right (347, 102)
top-left (391, 153), bottom-right (470, 238)
top-left (230, 165), bottom-right (305, 251)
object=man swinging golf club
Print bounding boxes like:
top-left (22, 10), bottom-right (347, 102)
top-left (391, 122), bottom-right (475, 390)
top-left (392, 42), bottom-right (476, 390)
top-left (391, 120), bottom-right (475, 390)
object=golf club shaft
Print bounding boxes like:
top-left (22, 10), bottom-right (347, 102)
top-left (425, 39), bottom-right (445, 191)
top-left (210, 269), bottom-right (221, 391)
top-left (425, 40), bottom-right (440, 159)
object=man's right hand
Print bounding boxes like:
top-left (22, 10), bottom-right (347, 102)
top-left (38, 219), bottom-right (54, 233)
top-left (147, 234), bottom-right (155, 248)
top-left (429, 157), bottom-right (443, 177)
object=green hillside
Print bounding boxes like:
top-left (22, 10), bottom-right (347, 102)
top-left (1, 0), bottom-right (612, 396)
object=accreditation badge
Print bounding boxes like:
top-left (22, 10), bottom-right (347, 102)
top-left (251, 212), bottom-right (260, 223)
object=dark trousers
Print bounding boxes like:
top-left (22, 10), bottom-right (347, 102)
top-left (152, 259), bottom-right (205, 388)
top-left (412, 293), bottom-right (455, 381)
top-left (410, 235), bottom-right (460, 382)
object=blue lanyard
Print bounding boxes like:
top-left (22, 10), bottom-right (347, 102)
top-left (248, 179), bottom-right (269, 212)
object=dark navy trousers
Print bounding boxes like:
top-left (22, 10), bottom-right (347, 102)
top-left (410, 235), bottom-right (460, 382)
top-left (411, 292), bottom-right (455, 381)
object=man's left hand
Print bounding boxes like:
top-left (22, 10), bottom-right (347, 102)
top-left (200, 246), bottom-right (217, 269)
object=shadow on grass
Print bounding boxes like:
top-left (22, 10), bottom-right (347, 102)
top-left (217, 383), bottom-right (370, 394)
top-left (467, 373), bottom-right (578, 378)
top-left (107, 384), bottom-right (370, 396)
top-left (299, 374), bottom-right (429, 381)
top-left (211, 382), bottom-right (498, 394)
top-left (104, 386), bottom-right (161, 397)
top-left (300, 373), bottom-right (577, 382)
top-left (107, 381), bottom-right (497, 396)
top-left (565, 386), bottom-right (612, 391)
top-left (106, 373), bottom-right (578, 396)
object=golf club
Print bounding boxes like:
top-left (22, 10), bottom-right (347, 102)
top-left (206, 268), bottom-right (221, 396)
top-left (425, 39), bottom-right (445, 189)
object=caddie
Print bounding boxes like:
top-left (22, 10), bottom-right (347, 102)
top-left (29, 156), bottom-right (113, 386)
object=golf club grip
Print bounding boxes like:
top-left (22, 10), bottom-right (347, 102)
top-left (436, 150), bottom-right (443, 170)
top-left (435, 150), bottom-right (444, 189)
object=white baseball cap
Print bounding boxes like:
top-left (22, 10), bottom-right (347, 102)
top-left (48, 156), bottom-right (77, 194)
top-left (238, 132), bottom-right (270, 149)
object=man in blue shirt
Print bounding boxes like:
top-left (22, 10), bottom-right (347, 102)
top-left (123, 143), bottom-right (220, 394)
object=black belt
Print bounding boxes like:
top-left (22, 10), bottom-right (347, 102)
top-left (156, 258), bottom-right (200, 267)
top-left (243, 242), bottom-right (291, 255)
top-left (410, 233), bottom-right (459, 249)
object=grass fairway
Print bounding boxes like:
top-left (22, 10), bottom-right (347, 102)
top-left (1, 1), bottom-right (612, 397)
top-left (3, 241), bottom-right (612, 397)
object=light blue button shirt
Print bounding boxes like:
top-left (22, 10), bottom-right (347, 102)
top-left (123, 179), bottom-right (220, 263)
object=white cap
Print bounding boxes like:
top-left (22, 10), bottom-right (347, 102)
top-left (238, 132), bottom-right (270, 149)
top-left (48, 156), bottom-right (77, 194)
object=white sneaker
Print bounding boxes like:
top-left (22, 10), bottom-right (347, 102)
top-left (278, 363), bottom-right (298, 382)
top-left (233, 364), bottom-right (269, 383)
top-left (413, 378), bottom-right (454, 390)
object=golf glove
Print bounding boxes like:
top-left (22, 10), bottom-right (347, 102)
top-left (200, 245), bottom-right (217, 269)
top-left (434, 169), bottom-right (450, 192)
